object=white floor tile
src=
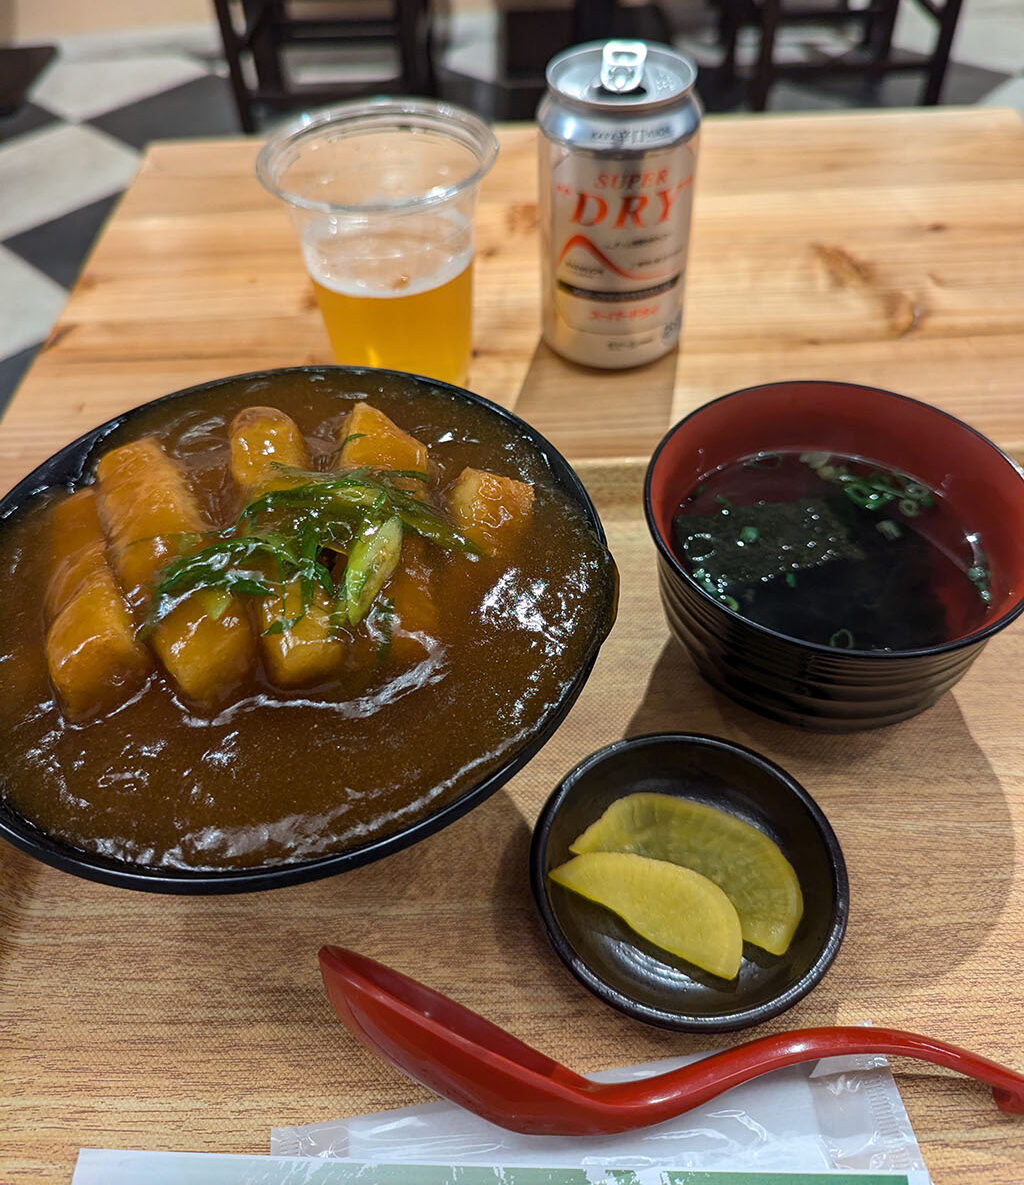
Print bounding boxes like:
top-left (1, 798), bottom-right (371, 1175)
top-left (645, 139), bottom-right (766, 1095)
top-left (0, 123), bottom-right (139, 241)
top-left (287, 45), bottom-right (399, 87)
top-left (979, 75), bottom-right (1024, 114)
top-left (440, 9), bottom-right (504, 82)
top-left (672, 33), bottom-right (725, 68)
top-left (0, 248), bottom-right (67, 359)
top-left (46, 23), bottom-right (223, 64)
top-left (768, 81), bottom-right (850, 111)
top-left (443, 33), bottom-right (499, 82)
top-left (894, 1), bottom-right (1024, 76)
top-left (675, 24), bottom-right (859, 69)
top-left (440, 4), bottom-right (500, 78)
top-left (31, 53), bottom-right (209, 122)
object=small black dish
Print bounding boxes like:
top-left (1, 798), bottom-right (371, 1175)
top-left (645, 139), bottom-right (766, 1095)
top-left (530, 732), bottom-right (848, 1032)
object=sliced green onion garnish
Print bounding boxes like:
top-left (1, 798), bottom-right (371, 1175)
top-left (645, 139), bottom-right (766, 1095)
top-left (799, 451), bottom-right (832, 469)
top-left (844, 481), bottom-right (892, 511)
top-left (343, 515), bottom-right (404, 627)
top-left (146, 464), bottom-right (475, 635)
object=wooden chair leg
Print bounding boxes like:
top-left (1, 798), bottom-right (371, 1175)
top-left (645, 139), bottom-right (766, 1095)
top-left (212, 0), bottom-right (256, 134)
top-left (572, 0), bottom-right (617, 42)
top-left (750, 0), bottom-right (781, 111)
top-left (865, 0), bottom-right (900, 83)
top-left (396, 0), bottom-right (436, 95)
top-left (245, 0), bottom-right (286, 95)
top-left (921, 0), bottom-right (964, 104)
top-left (718, 0), bottom-right (741, 84)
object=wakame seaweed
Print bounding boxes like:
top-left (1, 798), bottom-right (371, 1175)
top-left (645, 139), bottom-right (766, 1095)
top-left (672, 451), bottom-right (991, 651)
top-left (673, 497), bottom-right (863, 588)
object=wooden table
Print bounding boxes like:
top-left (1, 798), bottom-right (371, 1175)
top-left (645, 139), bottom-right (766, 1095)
top-left (2, 108), bottom-right (1024, 1184)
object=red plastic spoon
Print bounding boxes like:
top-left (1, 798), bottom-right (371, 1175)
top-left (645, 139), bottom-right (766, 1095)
top-left (319, 945), bottom-right (1024, 1136)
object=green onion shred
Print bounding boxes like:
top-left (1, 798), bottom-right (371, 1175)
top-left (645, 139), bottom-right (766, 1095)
top-left (144, 466), bottom-right (478, 637)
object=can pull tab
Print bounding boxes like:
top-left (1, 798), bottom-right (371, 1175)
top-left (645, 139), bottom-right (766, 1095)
top-left (599, 40), bottom-right (647, 94)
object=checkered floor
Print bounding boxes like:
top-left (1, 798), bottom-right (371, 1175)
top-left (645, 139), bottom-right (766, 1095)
top-left (1, 3), bottom-right (1023, 416)
top-left (0, 24), bottom-right (240, 410)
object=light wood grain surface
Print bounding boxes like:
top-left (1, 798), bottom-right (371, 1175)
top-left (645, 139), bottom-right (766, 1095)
top-left (4, 106), bottom-right (1024, 493)
top-left (2, 109), bottom-right (1024, 1184)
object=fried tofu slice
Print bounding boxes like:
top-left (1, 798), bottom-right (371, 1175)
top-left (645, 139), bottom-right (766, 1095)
top-left (95, 437), bottom-right (207, 605)
top-left (45, 488), bottom-right (115, 621)
top-left (259, 582), bottom-right (343, 689)
top-left (386, 533), bottom-right (438, 666)
top-left (230, 403), bottom-right (440, 678)
top-left (47, 580), bottom-right (152, 722)
top-left (229, 406), bottom-right (344, 688)
top-left (448, 466), bottom-right (534, 556)
top-left (229, 405), bottom-right (310, 497)
top-left (338, 403), bottom-right (428, 488)
top-left (45, 489), bottom-right (152, 721)
top-left (95, 437), bottom-right (255, 705)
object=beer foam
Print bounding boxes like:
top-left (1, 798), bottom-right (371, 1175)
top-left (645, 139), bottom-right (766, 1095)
top-left (302, 223), bottom-right (472, 300)
top-left (309, 250), bottom-right (473, 300)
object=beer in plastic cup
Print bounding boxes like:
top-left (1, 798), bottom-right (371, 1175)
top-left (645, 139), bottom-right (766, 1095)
top-left (257, 98), bottom-right (498, 387)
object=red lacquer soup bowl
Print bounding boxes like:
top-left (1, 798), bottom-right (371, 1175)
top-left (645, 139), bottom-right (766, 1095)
top-left (644, 380), bottom-right (1024, 731)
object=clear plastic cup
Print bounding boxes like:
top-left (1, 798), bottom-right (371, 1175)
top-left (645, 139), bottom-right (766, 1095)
top-left (257, 97), bottom-right (498, 388)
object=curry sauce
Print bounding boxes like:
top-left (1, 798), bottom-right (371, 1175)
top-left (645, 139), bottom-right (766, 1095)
top-left (0, 373), bottom-right (616, 872)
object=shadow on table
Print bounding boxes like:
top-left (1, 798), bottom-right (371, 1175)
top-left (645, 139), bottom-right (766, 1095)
top-left (622, 637), bottom-right (1014, 985)
top-left (511, 339), bottom-right (680, 462)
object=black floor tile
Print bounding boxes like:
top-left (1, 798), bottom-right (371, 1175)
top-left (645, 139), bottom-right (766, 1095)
top-left (766, 79), bottom-right (849, 112)
top-left (0, 343), bottom-right (41, 419)
top-left (87, 74), bottom-right (242, 150)
top-left (805, 59), bottom-right (1011, 109)
top-left (0, 99), bottom-right (60, 144)
top-left (4, 194), bottom-right (121, 290)
top-left (695, 56), bottom-right (1011, 115)
top-left (694, 64), bottom-right (757, 114)
top-left (0, 45), bottom-right (56, 117)
top-left (437, 66), bottom-right (545, 121)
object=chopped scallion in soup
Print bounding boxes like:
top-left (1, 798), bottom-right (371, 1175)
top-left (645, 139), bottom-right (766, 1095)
top-left (672, 450), bottom-right (990, 651)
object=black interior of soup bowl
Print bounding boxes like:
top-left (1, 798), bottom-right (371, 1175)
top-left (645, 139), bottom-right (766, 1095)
top-left (0, 366), bottom-right (618, 894)
top-left (530, 733), bottom-right (848, 1031)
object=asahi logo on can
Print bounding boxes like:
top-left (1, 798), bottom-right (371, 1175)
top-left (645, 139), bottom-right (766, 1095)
top-left (538, 40), bottom-right (701, 369)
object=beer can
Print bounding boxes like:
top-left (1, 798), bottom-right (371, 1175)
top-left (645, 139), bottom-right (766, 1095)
top-left (537, 40), bottom-right (701, 369)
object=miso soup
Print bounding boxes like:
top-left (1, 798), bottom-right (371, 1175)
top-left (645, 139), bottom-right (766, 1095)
top-left (672, 451), bottom-right (990, 651)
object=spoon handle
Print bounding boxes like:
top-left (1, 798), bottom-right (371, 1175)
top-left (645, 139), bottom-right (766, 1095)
top-left (607, 1026), bottom-right (1024, 1120)
top-left (319, 947), bottom-right (1024, 1135)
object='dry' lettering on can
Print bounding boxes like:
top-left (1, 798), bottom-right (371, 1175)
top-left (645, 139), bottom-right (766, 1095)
top-left (538, 40), bottom-right (701, 369)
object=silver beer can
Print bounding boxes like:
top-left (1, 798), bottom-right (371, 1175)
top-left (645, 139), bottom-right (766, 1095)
top-left (538, 40), bottom-right (701, 368)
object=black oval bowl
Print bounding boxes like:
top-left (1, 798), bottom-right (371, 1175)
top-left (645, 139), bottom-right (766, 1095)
top-left (644, 381), bottom-right (1024, 731)
top-left (0, 365), bottom-right (618, 894)
top-left (530, 733), bottom-right (848, 1032)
